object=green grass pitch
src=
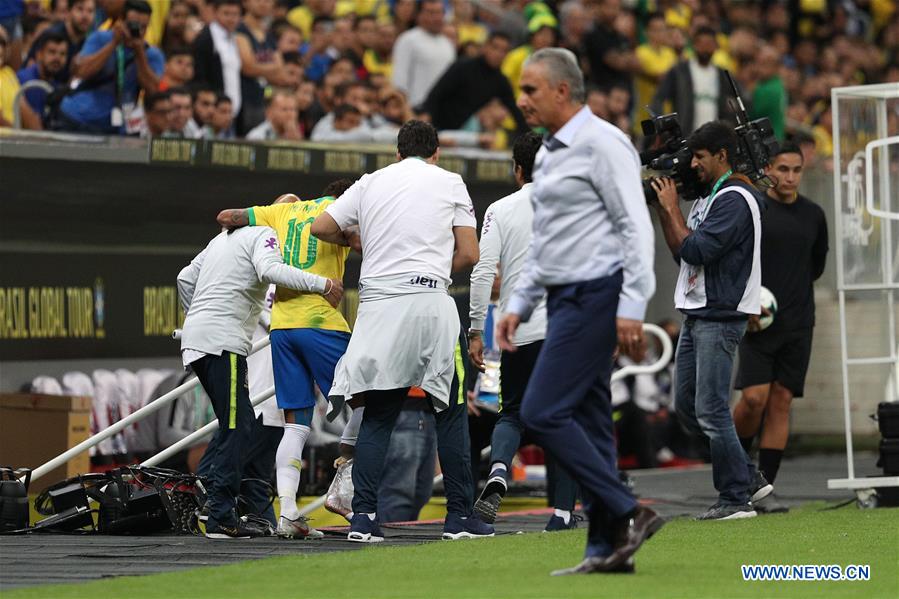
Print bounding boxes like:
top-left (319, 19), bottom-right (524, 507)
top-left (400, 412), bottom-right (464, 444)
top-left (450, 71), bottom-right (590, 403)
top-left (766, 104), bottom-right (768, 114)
top-left (6, 504), bottom-right (898, 599)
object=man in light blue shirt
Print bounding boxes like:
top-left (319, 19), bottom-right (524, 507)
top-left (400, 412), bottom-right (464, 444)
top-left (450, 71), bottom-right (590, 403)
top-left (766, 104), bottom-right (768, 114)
top-left (496, 48), bottom-right (662, 576)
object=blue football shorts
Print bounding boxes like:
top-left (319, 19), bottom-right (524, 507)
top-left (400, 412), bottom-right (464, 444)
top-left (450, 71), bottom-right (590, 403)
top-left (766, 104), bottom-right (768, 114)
top-left (270, 328), bottom-right (351, 411)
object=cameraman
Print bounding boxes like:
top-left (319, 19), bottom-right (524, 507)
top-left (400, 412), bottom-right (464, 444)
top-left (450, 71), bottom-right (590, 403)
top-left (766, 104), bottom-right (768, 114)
top-left (57, 0), bottom-right (162, 134)
top-left (649, 121), bottom-right (772, 521)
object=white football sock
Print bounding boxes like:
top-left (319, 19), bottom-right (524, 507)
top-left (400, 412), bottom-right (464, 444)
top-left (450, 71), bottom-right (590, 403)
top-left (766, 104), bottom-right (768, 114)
top-left (276, 422), bottom-right (311, 520)
top-left (553, 509), bottom-right (571, 524)
top-left (490, 462), bottom-right (507, 477)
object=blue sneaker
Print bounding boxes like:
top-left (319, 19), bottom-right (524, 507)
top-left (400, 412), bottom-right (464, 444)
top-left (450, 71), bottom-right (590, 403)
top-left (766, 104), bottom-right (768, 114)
top-left (442, 513), bottom-right (495, 540)
top-left (347, 513), bottom-right (384, 543)
top-left (544, 513), bottom-right (581, 532)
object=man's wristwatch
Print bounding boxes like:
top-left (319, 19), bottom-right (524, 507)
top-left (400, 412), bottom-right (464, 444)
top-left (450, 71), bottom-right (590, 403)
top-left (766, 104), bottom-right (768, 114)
top-left (467, 328), bottom-right (483, 339)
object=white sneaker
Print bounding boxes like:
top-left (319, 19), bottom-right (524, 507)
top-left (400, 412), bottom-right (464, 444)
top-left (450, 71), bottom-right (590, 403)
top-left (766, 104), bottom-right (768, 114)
top-left (277, 515), bottom-right (324, 539)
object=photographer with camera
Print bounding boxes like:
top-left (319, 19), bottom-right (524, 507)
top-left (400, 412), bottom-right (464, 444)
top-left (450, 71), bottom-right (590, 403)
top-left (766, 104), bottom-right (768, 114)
top-left (649, 120), bottom-right (773, 521)
top-left (57, 0), bottom-right (162, 134)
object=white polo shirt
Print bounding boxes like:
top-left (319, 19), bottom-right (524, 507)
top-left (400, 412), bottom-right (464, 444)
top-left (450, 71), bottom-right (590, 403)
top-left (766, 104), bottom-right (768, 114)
top-left (325, 157), bottom-right (477, 286)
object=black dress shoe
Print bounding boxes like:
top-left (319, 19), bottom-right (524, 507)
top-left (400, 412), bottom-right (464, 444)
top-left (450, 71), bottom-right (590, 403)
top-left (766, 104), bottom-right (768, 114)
top-left (550, 557), bottom-right (635, 576)
top-left (604, 506), bottom-right (664, 568)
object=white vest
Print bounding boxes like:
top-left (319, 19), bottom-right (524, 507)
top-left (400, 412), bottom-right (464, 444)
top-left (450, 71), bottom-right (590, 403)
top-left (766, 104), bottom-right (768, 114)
top-left (674, 185), bottom-right (762, 314)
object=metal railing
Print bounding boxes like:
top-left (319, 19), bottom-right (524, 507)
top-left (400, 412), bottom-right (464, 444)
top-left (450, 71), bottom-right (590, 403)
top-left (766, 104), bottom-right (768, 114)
top-left (27, 335), bottom-right (272, 483)
top-left (13, 80), bottom-right (53, 129)
top-left (140, 385), bottom-right (275, 467)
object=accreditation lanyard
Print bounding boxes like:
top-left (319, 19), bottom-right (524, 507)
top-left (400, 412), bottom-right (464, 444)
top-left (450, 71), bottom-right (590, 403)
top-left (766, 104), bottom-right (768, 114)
top-left (689, 169), bottom-right (733, 229)
top-left (115, 45), bottom-right (126, 105)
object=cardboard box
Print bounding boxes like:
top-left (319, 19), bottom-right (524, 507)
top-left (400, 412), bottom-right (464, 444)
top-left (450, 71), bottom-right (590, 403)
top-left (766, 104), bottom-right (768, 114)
top-left (0, 393), bottom-right (92, 492)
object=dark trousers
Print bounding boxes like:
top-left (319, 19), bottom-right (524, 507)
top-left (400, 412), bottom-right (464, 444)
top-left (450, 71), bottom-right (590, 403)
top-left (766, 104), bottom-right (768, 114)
top-left (434, 380), bottom-right (475, 517)
top-left (352, 388), bottom-right (410, 515)
top-left (191, 352), bottom-right (254, 528)
top-left (198, 416), bottom-right (284, 526)
top-left (545, 452), bottom-right (577, 512)
top-left (616, 400), bottom-right (658, 469)
top-left (468, 410), bottom-right (498, 486)
top-left (354, 385), bottom-right (476, 518)
top-left (494, 340), bottom-right (578, 511)
top-left (520, 273), bottom-right (637, 555)
top-left (240, 422), bottom-right (283, 525)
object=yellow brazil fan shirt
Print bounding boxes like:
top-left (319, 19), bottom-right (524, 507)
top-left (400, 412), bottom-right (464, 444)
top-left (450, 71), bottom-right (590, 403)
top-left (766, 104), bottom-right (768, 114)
top-left (248, 197), bottom-right (350, 333)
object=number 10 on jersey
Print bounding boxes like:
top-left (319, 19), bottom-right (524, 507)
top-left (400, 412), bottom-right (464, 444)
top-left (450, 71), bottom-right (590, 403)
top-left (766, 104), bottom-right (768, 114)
top-left (282, 217), bottom-right (318, 269)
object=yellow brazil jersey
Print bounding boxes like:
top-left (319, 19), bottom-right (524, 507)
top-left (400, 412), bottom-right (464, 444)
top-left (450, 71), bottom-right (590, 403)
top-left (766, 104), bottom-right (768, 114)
top-left (248, 198), bottom-right (351, 333)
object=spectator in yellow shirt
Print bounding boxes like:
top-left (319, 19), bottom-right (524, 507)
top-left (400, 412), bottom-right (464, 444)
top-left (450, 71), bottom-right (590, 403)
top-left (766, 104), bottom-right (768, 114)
top-left (453, 0), bottom-right (487, 46)
top-left (363, 20), bottom-right (396, 83)
top-left (634, 13), bottom-right (676, 127)
top-left (501, 14), bottom-right (557, 98)
top-left (0, 25), bottom-right (40, 129)
top-left (288, 0), bottom-right (336, 40)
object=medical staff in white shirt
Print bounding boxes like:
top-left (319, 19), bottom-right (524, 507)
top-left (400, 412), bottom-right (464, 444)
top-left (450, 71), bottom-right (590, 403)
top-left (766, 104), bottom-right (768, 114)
top-left (177, 226), bottom-right (342, 539)
top-left (311, 120), bottom-right (483, 543)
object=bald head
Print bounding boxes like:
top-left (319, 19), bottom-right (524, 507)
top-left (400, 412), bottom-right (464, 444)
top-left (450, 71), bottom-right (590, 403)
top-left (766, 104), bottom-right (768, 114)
top-left (274, 193), bottom-right (300, 205)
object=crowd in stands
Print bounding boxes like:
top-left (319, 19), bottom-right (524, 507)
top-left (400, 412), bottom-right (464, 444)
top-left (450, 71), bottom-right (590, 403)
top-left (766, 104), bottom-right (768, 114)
top-left (0, 0), bottom-right (897, 157)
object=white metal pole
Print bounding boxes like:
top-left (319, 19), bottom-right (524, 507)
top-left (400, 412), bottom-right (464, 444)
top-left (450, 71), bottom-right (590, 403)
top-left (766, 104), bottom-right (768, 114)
top-left (141, 385), bottom-right (276, 467)
top-left (838, 290), bottom-right (855, 480)
top-left (27, 336), bottom-right (272, 483)
top-left (29, 376), bottom-right (201, 483)
top-left (830, 89), bottom-right (855, 481)
top-left (875, 100), bottom-right (898, 401)
top-left (298, 490), bottom-right (329, 517)
top-left (832, 88), bottom-right (845, 296)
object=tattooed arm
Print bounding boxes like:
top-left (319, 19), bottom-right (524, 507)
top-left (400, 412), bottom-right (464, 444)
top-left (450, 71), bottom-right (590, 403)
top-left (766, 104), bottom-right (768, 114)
top-left (217, 194), bottom-right (299, 230)
top-left (216, 209), bottom-right (250, 229)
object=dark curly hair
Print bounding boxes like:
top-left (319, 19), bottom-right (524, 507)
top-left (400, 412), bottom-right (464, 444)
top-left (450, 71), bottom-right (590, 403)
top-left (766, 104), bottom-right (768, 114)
top-left (512, 132), bottom-right (543, 183)
top-left (397, 120), bottom-right (439, 160)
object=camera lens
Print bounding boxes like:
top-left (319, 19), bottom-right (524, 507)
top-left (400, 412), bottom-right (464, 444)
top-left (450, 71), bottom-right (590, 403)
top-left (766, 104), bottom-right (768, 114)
top-left (649, 156), bottom-right (674, 171)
